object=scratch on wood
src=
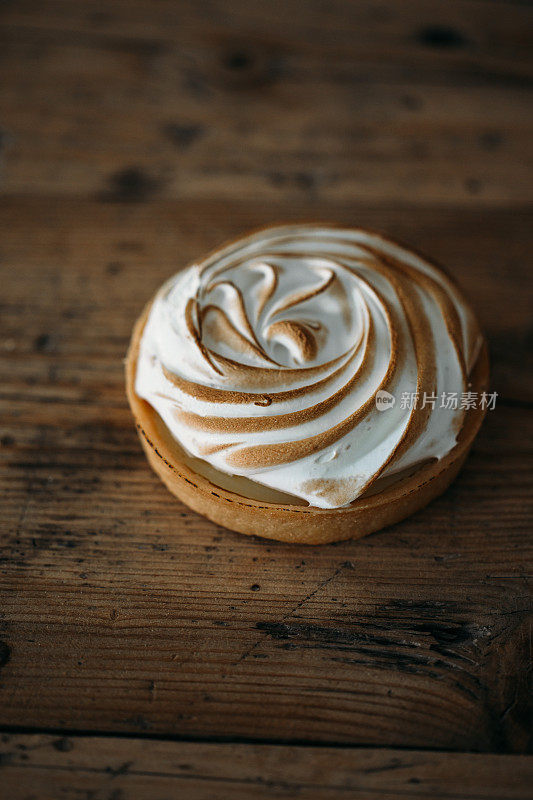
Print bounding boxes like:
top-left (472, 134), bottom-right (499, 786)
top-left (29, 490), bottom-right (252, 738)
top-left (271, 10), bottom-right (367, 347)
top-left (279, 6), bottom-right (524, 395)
top-left (234, 561), bottom-right (353, 665)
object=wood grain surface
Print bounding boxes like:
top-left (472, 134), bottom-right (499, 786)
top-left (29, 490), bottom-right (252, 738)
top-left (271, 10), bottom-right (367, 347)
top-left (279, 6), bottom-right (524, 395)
top-left (1, 0), bottom-right (532, 796)
top-left (1, 733), bottom-right (533, 800)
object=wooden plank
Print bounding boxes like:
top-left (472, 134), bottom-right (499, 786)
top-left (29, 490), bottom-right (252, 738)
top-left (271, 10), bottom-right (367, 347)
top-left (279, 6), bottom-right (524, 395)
top-left (0, 198), bottom-right (531, 400)
top-left (0, 198), bottom-right (531, 752)
top-left (3, 0), bottom-right (533, 73)
top-left (0, 1), bottom-right (532, 203)
top-left (1, 408), bottom-right (530, 750)
top-left (1, 733), bottom-right (532, 800)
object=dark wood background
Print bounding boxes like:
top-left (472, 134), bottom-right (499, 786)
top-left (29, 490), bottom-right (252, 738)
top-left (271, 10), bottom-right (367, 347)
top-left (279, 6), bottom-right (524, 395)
top-left (1, 1), bottom-right (532, 797)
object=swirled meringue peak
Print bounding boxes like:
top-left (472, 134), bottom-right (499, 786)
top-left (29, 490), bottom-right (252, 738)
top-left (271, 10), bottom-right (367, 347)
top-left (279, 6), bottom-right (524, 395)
top-left (135, 225), bottom-right (482, 509)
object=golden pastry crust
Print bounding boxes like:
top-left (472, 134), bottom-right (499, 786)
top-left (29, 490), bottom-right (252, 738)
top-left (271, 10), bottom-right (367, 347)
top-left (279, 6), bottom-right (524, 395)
top-left (125, 299), bottom-right (489, 545)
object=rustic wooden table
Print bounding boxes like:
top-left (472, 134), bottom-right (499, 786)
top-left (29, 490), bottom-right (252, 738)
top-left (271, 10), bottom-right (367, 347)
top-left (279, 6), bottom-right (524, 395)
top-left (1, 1), bottom-right (532, 797)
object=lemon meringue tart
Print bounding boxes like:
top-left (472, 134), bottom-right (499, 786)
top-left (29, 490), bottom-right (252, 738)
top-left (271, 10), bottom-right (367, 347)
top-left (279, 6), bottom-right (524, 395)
top-left (126, 224), bottom-right (488, 544)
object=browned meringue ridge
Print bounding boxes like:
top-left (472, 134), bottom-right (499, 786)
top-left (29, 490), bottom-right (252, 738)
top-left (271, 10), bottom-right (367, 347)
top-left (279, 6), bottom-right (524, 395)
top-left (125, 224), bottom-right (489, 544)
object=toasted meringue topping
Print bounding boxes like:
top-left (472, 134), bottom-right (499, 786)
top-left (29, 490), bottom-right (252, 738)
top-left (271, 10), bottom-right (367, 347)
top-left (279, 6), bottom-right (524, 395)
top-left (135, 225), bottom-right (482, 508)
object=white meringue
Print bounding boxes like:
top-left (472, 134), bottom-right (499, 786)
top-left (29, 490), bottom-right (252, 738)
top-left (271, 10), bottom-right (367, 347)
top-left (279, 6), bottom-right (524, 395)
top-left (135, 225), bottom-right (482, 509)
